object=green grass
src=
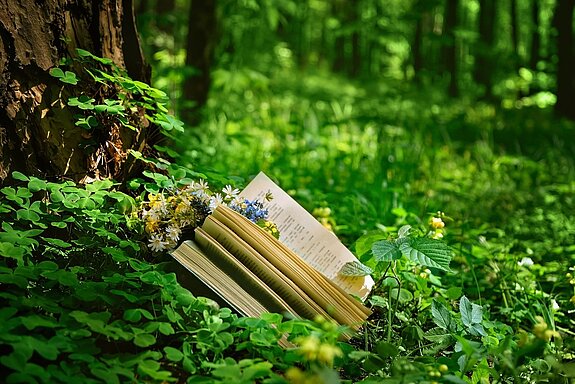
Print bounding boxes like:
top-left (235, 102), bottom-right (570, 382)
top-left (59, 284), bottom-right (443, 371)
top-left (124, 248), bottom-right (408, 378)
top-left (176, 67), bottom-right (575, 379)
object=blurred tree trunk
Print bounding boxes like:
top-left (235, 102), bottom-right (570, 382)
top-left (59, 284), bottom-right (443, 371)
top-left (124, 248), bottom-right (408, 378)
top-left (554, 0), bottom-right (575, 119)
top-left (332, 0), bottom-right (346, 73)
top-left (443, 0), bottom-right (459, 97)
top-left (474, 0), bottom-right (497, 99)
top-left (529, 0), bottom-right (540, 71)
top-left (182, 0), bottom-right (217, 126)
top-left (156, 0), bottom-right (175, 34)
top-left (349, 0), bottom-right (361, 77)
top-left (413, 13), bottom-right (425, 82)
top-left (0, 0), bottom-right (151, 183)
top-left (510, 0), bottom-right (520, 65)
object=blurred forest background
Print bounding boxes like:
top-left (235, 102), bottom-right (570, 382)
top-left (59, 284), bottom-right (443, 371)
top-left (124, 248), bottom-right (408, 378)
top-left (0, 1), bottom-right (574, 381)
top-left (134, 0), bottom-right (575, 349)
top-left (134, 0), bottom-right (574, 238)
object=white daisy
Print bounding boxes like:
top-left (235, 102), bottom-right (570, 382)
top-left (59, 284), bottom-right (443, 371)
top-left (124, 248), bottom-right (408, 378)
top-left (148, 234), bottom-right (168, 252)
top-left (209, 193), bottom-right (224, 212)
top-left (222, 185), bottom-right (240, 200)
top-left (166, 226), bottom-right (182, 242)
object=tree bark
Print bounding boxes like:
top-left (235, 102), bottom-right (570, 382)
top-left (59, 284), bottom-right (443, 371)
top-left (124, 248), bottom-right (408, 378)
top-left (182, 0), bottom-right (217, 127)
top-left (554, 0), bottom-right (575, 119)
top-left (0, 0), bottom-right (151, 183)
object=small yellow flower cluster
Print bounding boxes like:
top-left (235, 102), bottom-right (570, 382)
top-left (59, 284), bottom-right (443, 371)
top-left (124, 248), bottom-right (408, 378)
top-left (532, 316), bottom-right (560, 341)
top-left (258, 220), bottom-right (280, 239)
top-left (429, 211), bottom-right (447, 239)
top-left (312, 207), bottom-right (335, 232)
top-left (295, 335), bottom-right (342, 366)
top-left (139, 180), bottom-right (243, 252)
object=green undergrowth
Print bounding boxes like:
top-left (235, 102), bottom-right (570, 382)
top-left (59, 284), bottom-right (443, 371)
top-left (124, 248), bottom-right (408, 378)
top-left (1, 54), bottom-right (575, 383)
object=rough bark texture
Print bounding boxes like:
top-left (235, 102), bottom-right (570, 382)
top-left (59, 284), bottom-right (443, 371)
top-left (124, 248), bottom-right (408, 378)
top-left (0, 0), bottom-right (150, 183)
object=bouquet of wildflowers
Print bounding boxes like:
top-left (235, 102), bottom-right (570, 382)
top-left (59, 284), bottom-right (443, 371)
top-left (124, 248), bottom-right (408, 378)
top-left (138, 179), bottom-right (276, 252)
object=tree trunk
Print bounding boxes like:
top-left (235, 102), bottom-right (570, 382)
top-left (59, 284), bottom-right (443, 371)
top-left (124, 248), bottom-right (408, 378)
top-left (0, 0), bottom-right (151, 183)
top-left (474, 0), bottom-right (497, 99)
top-left (443, 0), bottom-right (459, 97)
top-left (510, 0), bottom-right (520, 65)
top-left (554, 0), bottom-right (575, 119)
top-left (529, 0), bottom-right (540, 71)
top-left (349, 0), bottom-right (361, 78)
top-left (182, 0), bottom-right (217, 127)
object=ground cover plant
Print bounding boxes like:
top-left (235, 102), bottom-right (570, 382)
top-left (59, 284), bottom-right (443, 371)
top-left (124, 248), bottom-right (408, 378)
top-left (2, 0), bottom-right (575, 382)
top-left (1, 46), bottom-right (574, 383)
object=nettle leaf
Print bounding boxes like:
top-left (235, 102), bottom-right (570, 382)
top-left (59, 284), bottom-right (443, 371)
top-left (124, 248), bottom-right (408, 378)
top-left (372, 240), bottom-right (401, 262)
top-left (339, 261), bottom-right (373, 277)
top-left (431, 299), bottom-right (453, 331)
top-left (399, 237), bottom-right (452, 271)
top-left (354, 231), bottom-right (388, 258)
top-left (459, 296), bottom-right (486, 336)
top-left (398, 225), bottom-right (412, 238)
top-left (460, 296), bottom-right (481, 326)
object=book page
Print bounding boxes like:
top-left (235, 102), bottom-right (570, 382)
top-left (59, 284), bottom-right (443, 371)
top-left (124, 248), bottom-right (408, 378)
top-left (213, 206), bottom-right (371, 329)
top-left (240, 172), bottom-right (375, 299)
top-left (201, 216), bottom-right (331, 320)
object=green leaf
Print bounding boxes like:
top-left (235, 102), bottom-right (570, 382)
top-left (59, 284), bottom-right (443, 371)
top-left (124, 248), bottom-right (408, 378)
top-left (390, 288), bottom-right (413, 304)
top-left (28, 178), bottom-right (47, 192)
top-left (376, 342), bottom-right (399, 358)
top-left (12, 171), bottom-right (29, 181)
top-left (41, 237), bottom-right (71, 248)
top-left (61, 71), bottom-right (78, 85)
top-left (397, 225), bottom-right (412, 238)
top-left (49, 67), bottom-right (64, 78)
top-left (372, 240), bottom-right (402, 262)
top-left (76, 48), bottom-right (114, 65)
top-left (460, 296), bottom-right (483, 327)
top-left (21, 315), bottom-right (58, 330)
top-left (339, 261), bottom-right (373, 277)
top-left (159, 322), bottom-right (175, 335)
top-left (354, 231), bottom-right (387, 257)
top-left (431, 300), bottom-right (453, 331)
top-left (164, 347), bottom-right (183, 362)
top-left (399, 237), bottom-right (452, 271)
top-left (0, 242), bottom-right (26, 263)
top-left (68, 96), bottom-right (95, 110)
top-left (15, 209), bottom-right (39, 222)
top-left (444, 287), bottom-right (463, 300)
top-left (134, 333), bottom-right (156, 347)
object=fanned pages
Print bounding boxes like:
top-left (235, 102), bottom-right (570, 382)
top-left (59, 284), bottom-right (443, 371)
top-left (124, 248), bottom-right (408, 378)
top-left (170, 172), bottom-right (372, 341)
top-left (211, 205), bottom-right (370, 329)
top-left (171, 241), bottom-right (268, 318)
top-left (239, 172), bottom-right (375, 299)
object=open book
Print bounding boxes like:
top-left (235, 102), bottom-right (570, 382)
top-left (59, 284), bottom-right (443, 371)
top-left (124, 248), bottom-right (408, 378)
top-left (171, 173), bottom-right (373, 333)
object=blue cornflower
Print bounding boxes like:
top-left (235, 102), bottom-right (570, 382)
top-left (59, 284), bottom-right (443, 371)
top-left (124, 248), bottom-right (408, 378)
top-left (233, 199), bottom-right (269, 223)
